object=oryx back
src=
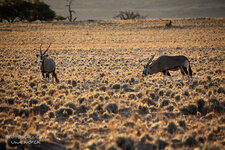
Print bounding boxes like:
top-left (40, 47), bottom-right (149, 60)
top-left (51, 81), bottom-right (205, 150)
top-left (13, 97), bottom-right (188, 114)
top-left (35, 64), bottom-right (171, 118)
top-left (154, 55), bottom-right (189, 72)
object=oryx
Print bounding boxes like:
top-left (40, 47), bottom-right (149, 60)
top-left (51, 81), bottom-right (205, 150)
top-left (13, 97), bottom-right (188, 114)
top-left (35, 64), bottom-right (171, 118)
top-left (142, 55), bottom-right (192, 84)
top-left (36, 43), bottom-right (59, 83)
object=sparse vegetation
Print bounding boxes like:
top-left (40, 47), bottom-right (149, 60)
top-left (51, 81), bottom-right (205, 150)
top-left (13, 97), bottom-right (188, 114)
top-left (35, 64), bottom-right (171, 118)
top-left (66, 0), bottom-right (77, 22)
top-left (0, 18), bottom-right (224, 149)
top-left (54, 15), bottom-right (66, 21)
top-left (114, 10), bottom-right (144, 20)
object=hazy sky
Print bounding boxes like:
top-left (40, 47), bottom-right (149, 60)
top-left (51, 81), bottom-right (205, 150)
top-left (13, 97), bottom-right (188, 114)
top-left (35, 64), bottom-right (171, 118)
top-left (43, 0), bottom-right (225, 20)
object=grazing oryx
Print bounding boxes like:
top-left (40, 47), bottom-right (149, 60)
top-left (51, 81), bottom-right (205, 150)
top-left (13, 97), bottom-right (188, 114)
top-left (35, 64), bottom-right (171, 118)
top-left (142, 55), bottom-right (192, 85)
top-left (165, 20), bottom-right (172, 27)
top-left (36, 43), bottom-right (59, 83)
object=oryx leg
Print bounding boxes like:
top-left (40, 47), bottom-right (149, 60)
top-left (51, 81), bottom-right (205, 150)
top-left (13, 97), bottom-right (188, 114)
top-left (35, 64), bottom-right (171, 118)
top-left (46, 73), bottom-right (50, 82)
top-left (180, 67), bottom-right (185, 82)
top-left (166, 71), bottom-right (174, 84)
top-left (42, 72), bottom-right (45, 79)
top-left (182, 67), bottom-right (190, 84)
top-left (162, 71), bottom-right (166, 85)
top-left (51, 72), bottom-right (54, 82)
top-left (41, 72), bottom-right (47, 82)
top-left (53, 71), bottom-right (59, 83)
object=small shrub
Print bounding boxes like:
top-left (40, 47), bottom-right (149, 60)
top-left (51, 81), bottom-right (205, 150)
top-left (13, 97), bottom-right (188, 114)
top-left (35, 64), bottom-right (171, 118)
top-left (128, 94), bottom-right (136, 100)
top-left (54, 15), bottom-right (66, 21)
top-left (116, 137), bottom-right (134, 150)
top-left (178, 120), bottom-right (186, 128)
top-left (197, 99), bottom-right (205, 109)
top-left (166, 91), bottom-right (171, 96)
top-left (138, 106), bottom-right (149, 115)
top-left (72, 80), bottom-right (77, 87)
top-left (142, 98), bottom-right (156, 106)
top-left (167, 122), bottom-right (177, 134)
top-left (183, 91), bottom-right (189, 97)
top-left (29, 99), bottom-right (38, 106)
top-left (166, 105), bottom-right (174, 112)
top-left (49, 112), bottom-right (55, 118)
top-left (100, 86), bottom-right (107, 92)
top-left (198, 137), bottom-right (205, 143)
top-left (89, 112), bottom-right (98, 121)
top-left (112, 84), bottom-right (120, 89)
top-left (31, 103), bottom-right (50, 116)
top-left (56, 108), bottom-right (73, 122)
top-left (175, 95), bottom-right (181, 101)
top-left (159, 90), bottom-right (164, 96)
top-left (48, 89), bottom-right (55, 96)
top-left (137, 93), bottom-right (143, 99)
top-left (187, 104), bottom-right (198, 115)
top-left (156, 139), bottom-right (168, 150)
top-left (105, 103), bottom-right (118, 113)
top-left (76, 105), bottom-right (88, 114)
top-left (212, 104), bottom-right (224, 114)
top-left (78, 97), bottom-right (85, 104)
top-left (184, 136), bottom-right (198, 147)
top-left (150, 93), bottom-right (155, 99)
top-left (30, 82), bottom-right (36, 88)
top-left (65, 102), bottom-right (76, 110)
top-left (114, 10), bottom-right (144, 20)
top-left (217, 87), bottom-right (224, 94)
top-left (160, 100), bottom-right (170, 107)
top-left (7, 98), bottom-right (15, 105)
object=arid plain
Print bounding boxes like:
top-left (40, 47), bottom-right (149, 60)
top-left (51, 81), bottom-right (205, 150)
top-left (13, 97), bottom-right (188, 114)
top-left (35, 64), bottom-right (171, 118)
top-left (0, 18), bottom-right (224, 150)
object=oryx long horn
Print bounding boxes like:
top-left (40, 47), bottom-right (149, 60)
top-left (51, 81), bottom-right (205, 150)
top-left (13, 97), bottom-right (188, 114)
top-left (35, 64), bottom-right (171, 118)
top-left (40, 43), bottom-right (43, 55)
top-left (43, 43), bottom-right (52, 55)
top-left (147, 55), bottom-right (155, 65)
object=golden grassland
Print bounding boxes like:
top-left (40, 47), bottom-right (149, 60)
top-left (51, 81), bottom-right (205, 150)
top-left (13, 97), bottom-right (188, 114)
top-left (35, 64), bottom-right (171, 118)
top-left (0, 18), bottom-right (224, 149)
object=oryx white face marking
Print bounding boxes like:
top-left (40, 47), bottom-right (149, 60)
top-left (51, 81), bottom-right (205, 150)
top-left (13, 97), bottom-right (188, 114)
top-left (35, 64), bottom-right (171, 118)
top-left (142, 55), bottom-right (155, 77)
top-left (40, 54), bottom-right (45, 63)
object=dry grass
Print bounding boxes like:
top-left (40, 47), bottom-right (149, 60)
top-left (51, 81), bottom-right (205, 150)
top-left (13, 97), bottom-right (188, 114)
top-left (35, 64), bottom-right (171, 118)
top-left (0, 18), bottom-right (224, 149)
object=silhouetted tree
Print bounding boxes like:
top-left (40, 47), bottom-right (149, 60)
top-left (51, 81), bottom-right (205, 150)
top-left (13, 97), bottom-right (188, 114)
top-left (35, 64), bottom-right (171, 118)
top-left (0, 0), bottom-right (18, 22)
top-left (114, 11), bottom-right (144, 20)
top-left (16, 0), bottom-right (37, 22)
top-left (35, 1), bottom-right (55, 21)
top-left (66, 0), bottom-right (77, 22)
top-left (0, 0), bottom-right (56, 22)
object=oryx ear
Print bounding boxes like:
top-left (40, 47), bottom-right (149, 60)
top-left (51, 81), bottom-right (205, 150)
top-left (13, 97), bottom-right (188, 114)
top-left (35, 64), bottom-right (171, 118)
top-left (36, 54), bottom-right (39, 58)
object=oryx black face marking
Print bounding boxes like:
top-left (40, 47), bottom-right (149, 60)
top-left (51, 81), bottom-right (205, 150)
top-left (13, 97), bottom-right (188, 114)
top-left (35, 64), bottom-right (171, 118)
top-left (37, 43), bottom-right (59, 83)
top-left (142, 55), bottom-right (193, 85)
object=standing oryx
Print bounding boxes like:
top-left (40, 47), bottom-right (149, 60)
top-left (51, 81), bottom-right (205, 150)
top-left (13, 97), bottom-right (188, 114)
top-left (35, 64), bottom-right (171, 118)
top-left (142, 55), bottom-right (192, 85)
top-left (36, 43), bottom-right (59, 83)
